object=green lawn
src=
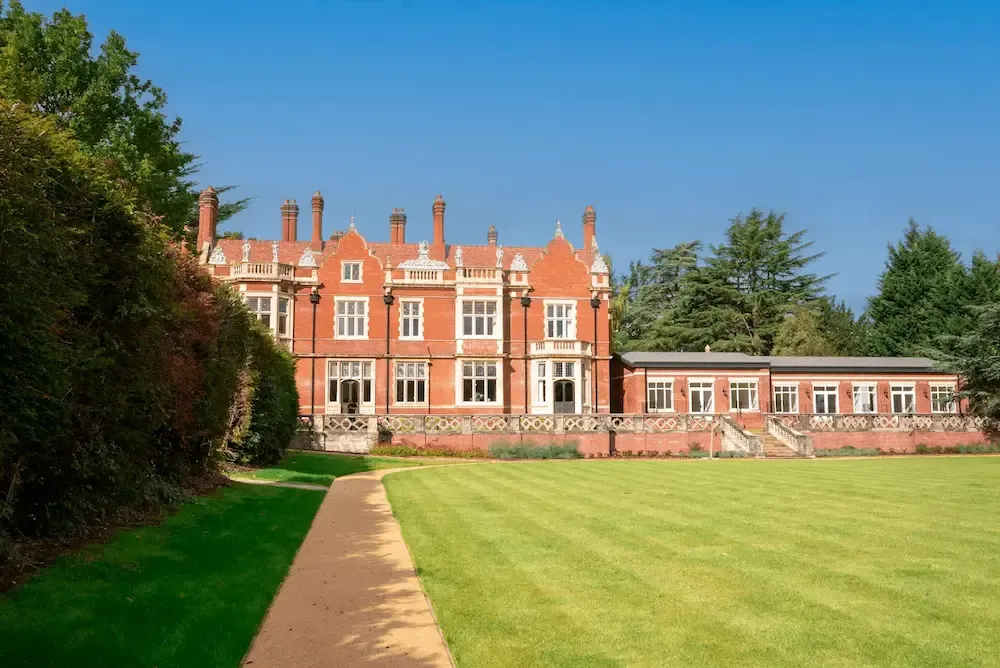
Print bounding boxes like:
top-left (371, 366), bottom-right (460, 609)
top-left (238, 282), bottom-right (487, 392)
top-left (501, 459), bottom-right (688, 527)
top-left (385, 458), bottom-right (1000, 668)
top-left (230, 450), bottom-right (422, 487)
top-left (0, 483), bottom-right (323, 668)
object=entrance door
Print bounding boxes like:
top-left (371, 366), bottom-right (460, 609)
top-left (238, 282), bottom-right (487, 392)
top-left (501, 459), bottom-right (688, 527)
top-left (340, 380), bottom-right (361, 414)
top-left (553, 380), bottom-right (576, 414)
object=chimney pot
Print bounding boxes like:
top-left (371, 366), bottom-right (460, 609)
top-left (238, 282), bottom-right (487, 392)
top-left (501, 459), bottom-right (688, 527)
top-left (582, 205), bottom-right (597, 250)
top-left (487, 225), bottom-right (497, 247)
top-left (311, 192), bottom-right (324, 249)
top-left (432, 195), bottom-right (446, 247)
top-left (197, 186), bottom-right (219, 253)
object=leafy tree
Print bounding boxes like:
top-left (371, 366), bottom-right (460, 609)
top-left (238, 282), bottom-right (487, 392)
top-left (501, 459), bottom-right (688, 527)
top-left (866, 220), bottom-right (967, 356)
top-left (657, 209), bottom-right (826, 354)
top-left (936, 303), bottom-right (1000, 440)
top-left (615, 241), bottom-right (700, 350)
top-left (817, 298), bottom-right (868, 356)
top-left (220, 230), bottom-right (245, 240)
top-left (0, 1), bottom-right (249, 233)
top-left (773, 307), bottom-right (837, 356)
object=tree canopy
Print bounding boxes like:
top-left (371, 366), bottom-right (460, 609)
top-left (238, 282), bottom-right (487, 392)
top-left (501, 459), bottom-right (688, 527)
top-left (0, 0), bottom-right (249, 233)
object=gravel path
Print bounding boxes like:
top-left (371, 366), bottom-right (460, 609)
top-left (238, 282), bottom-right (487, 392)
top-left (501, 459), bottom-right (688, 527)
top-left (242, 468), bottom-right (454, 668)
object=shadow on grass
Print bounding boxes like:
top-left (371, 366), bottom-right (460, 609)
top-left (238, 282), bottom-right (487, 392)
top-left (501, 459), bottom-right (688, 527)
top-left (0, 483), bottom-right (324, 668)
top-left (240, 451), bottom-right (421, 487)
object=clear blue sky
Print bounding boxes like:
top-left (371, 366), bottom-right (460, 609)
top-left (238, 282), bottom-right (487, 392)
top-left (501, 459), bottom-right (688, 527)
top-left (31, 0), bottom-right (1000, 309)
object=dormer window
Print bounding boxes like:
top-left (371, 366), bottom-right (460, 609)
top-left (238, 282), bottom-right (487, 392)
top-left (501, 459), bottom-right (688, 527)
top-left (342, 262), bottom-right (362, 282)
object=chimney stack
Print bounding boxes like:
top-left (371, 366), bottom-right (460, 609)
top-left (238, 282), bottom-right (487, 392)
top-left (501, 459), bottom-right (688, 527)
top-left (389, 208), bottom-right (407, 244)
top-left (582, 205), bottom-right (596, 250)
top-left (287, 199), bottom-right (299, 241)
top-left (432, 195), bottom-right (446, 248)
top-left (487, 225), bottom-right (497, 246)
top-left (280, 200), bottom-right (291, 241)
top-left (311, 192), bottom-right (324, 250)
top-left (197, 186), bottom-right (219, 252)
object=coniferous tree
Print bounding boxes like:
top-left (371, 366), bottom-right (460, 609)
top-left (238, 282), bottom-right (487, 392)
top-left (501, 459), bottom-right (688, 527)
top-left (866, 220), bottom-right (967, 356)
top-left (657, 209), bottom-right (826, 354)
top-left (615, 242), bottom-right (700, 350)
top-left (817, 298), bottom-right (868, 356)
top-left (773, 307), bottom-right (837, 356)
top-left (936, 303), bottom-right (1000, 439)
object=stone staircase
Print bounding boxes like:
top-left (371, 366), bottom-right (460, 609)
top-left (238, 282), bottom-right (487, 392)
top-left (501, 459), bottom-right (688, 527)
top-left (751, 431), bottom-right (803, 458)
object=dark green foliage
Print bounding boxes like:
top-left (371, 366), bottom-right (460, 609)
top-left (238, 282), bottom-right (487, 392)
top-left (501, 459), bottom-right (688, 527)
top-left (866, 220), bottom-right (969, 356)
top-left (773, 306), bottom-right (837, 355)
top-left (649, 209), bottom-right (827, 354)
top-left (933, 304), bottom-right (1000, 440)
top-left (487, 442), bottom-right (583, 460)
top-left (0, 103), bottom-right (296, 559)
top-left (0, 1), bottom-right (249, 233)
top-left (915, 443), bottom-right (999, 455)
top-left (369, 444), bottom-right (490, 458)
top-left (814, 446), bottom-right (881, 457)
top-left (713, 451), bottom-right (748, 458)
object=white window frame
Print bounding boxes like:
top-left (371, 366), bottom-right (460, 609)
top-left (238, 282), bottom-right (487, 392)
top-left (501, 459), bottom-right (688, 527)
top-left (544, 301), bottom-right (576, 340)
top-left (459, 299), bottom-right (499, 339)
top-left (277, 297), bottom-right (290, 337)
top-left (852, 383), bottom-right (878, 414)
top-left (335, 298), bottom-right (369, 339)
top-left (399, 299), bottom-right (423, 340)
top-left (326, 360), bottom-right (375, 412)
top-left (772, 384), bottom-right (798, 414)
top-left (458, 360), bottom-right (501, 405)
top-left (394, 361), bottom-right (428, 405)
top-left (647, 380), bottom-right (674, 412)
top-left (535, 361), bottom-right (548, 406)
top-left (689, 379), bottom-right (715, 414)
top-left (930, 384), bottom-right (957, 414)
top-left (890, 384), bottom-right (916, 414)
top-left (813, 384), bottom-right (839, 414)
top-left (341, 261), bottom-right (362, 283)
top-left (729, 380), bottom-right (759, 412)
top-left (246, 294), bottom-right (273, 329)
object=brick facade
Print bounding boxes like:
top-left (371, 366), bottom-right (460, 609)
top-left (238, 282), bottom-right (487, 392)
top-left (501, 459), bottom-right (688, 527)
top-left (198, 190), bottom-right (612, 416)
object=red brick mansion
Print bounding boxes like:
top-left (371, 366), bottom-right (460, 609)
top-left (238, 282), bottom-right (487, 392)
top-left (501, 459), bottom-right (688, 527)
top-left (195, 188), bottom-right (985, 456)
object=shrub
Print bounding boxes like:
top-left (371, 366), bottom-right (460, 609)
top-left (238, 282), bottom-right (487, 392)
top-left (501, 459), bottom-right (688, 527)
top-left (369, 444), bottom-right (490, 458)
top-left (714, 451), bottom-right (748, 458)
top-left (814, 446), bottom-right (880, 457)
top-left (488, 441), bottom-right (582, 460)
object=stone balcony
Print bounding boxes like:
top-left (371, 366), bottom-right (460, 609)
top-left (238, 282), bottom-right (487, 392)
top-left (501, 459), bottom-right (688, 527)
top-left (226, 261), bottom-right (295, 282)
top-left (530, 340), bottom-right (592, 356)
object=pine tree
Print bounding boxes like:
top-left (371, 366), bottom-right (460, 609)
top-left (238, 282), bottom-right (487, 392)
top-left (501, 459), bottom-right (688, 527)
top-left (866, 220), bottom-right (967, 356)
top-left (615, 242), bottom-right (700, 350)
top-left (817, 298), bottom-right (868, 356)
top-left (658, 209), bottom-right (826, 355)
top-left (936, 303), bottom-right (1000, 439)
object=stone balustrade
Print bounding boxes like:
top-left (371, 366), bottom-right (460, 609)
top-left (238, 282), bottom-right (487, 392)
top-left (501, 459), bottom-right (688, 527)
top-left (228, 261), bottom-right (294, 281)
top-left (766, 416), bottom-right (814, 456)
top-left (772, 413), bottom-right (985, 433)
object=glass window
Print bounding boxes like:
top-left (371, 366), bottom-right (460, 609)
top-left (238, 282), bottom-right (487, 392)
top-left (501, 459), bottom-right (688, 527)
top-left (327, 360), bottom-right (373, 404)
top-left (336, 299), bottom-right (367, 338)
top-left (773, 385), bottom-right (798, 413)
top-left (689, 381), bottom-right (714, 414)
top-left (545, 303), bottom-right (575, 339)
top-left (400, 301), bottom-right (422, 338)
top-left (729, 380), bottom-right (759, 411)
top-left (553, 362), bottom-right (575, 378)
top-left (814, 385), bottom-right (838, 414)
top-left (462, 301), bottom-right (496, 337)
top-left (536, 362), bottom-right (547, 404)
top-left (342, 262), bottom-right (362, 282)
top-left (462, 361), bottom-right (498, 403)
top-left (852, 384), bottom-right (877, 414)
top-left (277, 298), bottom-right (289, 335)
top-left (395, 362), bottom-right (427, 403)
top-left (247, 296), bottom-right (272, 328)
top-left (930, 385), bottom-right (956, 413)
top-left (891, 384), bottom-right (916, 414)
top-left (647, 381), bottom-right (673, 411)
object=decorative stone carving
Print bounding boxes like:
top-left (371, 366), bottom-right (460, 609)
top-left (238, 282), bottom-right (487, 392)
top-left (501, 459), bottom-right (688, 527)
top-left (348, 215), bottom-right (356, 231)
top-left (554, 219), bottom-right (564, 238)
top-left (271, 240), bottom-right (280, 263)
top-left (454, 245), bottom-right (463, 267)
top-left (208, 246), bottom-right (227, 265)
top-left (241, 239), bottom-right (251, 262)
top-left (510, 252), bottom-right (528, 272)
top-left (591, 254), bottom-right (609, 274)
top-left (398, 239), bottom-right (450, 270)
top-left (298, 248), bottom-right (317, 267)
top-left (495, 245), bottom-right (504, 268)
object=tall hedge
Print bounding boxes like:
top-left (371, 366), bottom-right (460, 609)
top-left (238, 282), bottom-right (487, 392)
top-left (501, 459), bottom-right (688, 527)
top-left (0, 102), bottom-right (297, 556)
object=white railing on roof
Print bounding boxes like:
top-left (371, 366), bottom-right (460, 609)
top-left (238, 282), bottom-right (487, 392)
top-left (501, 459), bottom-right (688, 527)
top-left (228, 262), bottom-right (294, 280)
top-left (459, 267), bottom-right (500, 282)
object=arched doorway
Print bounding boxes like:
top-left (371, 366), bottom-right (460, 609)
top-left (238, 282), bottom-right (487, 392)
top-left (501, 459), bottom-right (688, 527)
top-left (553, 379), bottom-right (576, 414)
top-left (340, 379), bottom-right (360, 414)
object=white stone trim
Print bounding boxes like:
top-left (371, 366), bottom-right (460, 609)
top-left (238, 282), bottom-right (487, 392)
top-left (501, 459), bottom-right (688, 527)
top-left (334, 297), bottom-right (370, 340)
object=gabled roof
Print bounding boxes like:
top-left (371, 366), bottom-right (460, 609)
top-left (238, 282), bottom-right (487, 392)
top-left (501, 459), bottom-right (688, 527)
top-left (618, 352), bottom-right (942, 373)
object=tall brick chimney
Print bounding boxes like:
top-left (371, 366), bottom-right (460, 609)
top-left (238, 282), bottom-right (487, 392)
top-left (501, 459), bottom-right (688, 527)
top-left (487, 225), bottom-right (497, 246)
top-left (280, 200), bottom-right (291, 240)
top-left (583, 205), bottom-right (596, 250)
top-left (389, 208), bottom-right (407, 244)
top-left (197, 186), bottom-right (218, 252)
top-left (432, 195), bottom-right (446, 248)
top-left (287, 199), bottom-right (299, 241)
top-left (311, 192), bottom-right (324, 250)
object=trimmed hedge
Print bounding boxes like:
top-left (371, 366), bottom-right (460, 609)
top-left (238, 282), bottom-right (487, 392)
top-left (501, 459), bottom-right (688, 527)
top-left (916, 443), bottom-right (1000, 455)
top-left (368, 444), bottom-right (490, 459)
top-left (0, 104), bottom-right (296, 565)
top-left (815, 446), bottom-right (881, 457)
top-left (488, 442), bottom-right (583, 460)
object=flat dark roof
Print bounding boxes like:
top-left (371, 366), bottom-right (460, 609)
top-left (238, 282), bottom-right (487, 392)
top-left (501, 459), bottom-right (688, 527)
top-left (618, 352), bottom-right (942, 374)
